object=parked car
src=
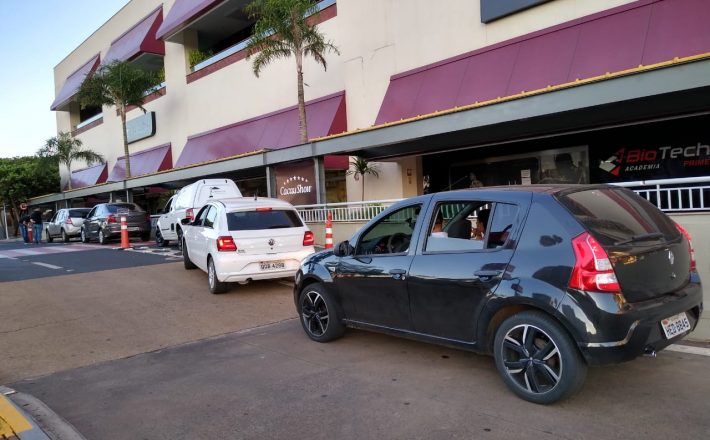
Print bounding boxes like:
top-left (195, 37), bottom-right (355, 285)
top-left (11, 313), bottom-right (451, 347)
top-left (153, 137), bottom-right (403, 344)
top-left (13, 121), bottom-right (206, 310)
top-left (293, 185), bottom-right (703, 404)
top-left (156, 179), bottom-right (242, 248)
top-left (181, 197), bottom-right (315, 294)
top-left (45, 208), bottom-right (91, 242)
top-left (81, 203), bottom-right (151, 244)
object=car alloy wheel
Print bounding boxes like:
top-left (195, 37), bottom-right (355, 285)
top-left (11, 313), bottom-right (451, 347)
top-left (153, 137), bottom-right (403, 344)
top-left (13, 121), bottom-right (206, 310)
top-left (494, 311), bottom-right (586, 404)
top-left (208, 258), bottom-right (228, 294)
top-left (46, 229), bottom-right (53, 243)
top-left (155, 229), bottom-right (166, 247)
top-left (61, 229), bottom-right (69, 242)
top-left (99, 229), bottom-right (107, 245)
top-left (182, 240), bottom-right (197, 270)
top-left (81, 228), bottom-right (87, 243)
top-left (298, 284), bottom-right (345, 343)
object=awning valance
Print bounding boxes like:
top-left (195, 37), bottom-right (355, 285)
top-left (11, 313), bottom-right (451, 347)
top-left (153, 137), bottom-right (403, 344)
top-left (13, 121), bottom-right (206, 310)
top-left (156, 0), bottom-right (222, 40)
top-left (175, 92), bottom-right (346, 167)
top-left (375, 0), bottom-right (710, 125)
top-left (108, 143), bottom-right (172, 181)
top-left (50, 54), bottom-right (100, 111)
top-left (103, 6), bottom-right (165, 64)
top-left (66, 163), bottom-right (108, 190)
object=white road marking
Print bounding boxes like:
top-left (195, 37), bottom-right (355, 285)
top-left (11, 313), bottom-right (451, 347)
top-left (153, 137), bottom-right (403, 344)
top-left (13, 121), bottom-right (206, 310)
top-left (31, 262), bottom-right (63, 270)
top-left (666, 344), bottom-right (710, 357)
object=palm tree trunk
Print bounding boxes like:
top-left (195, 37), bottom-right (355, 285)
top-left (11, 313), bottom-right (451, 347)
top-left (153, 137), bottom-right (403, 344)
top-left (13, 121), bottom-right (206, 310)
top-left (295, 53), bottom-right (308, 144)
top-left (119, 105), bottom-right (131, 179)
top-left (361, 174), bottom-right (365, 202)
top-left (66, 163), bottom-right (72, 190)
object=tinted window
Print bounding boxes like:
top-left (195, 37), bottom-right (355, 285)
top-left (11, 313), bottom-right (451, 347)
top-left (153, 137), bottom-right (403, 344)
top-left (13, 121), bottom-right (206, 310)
top-left (488, 203), bottom-right (519, 248)
top-left (193, 206), bottom-right (211, 227)
top-left (69, 209), bottom-right (89, 219)
top-left (358, 205), bottom-right (421, 255)
top-left (558, 188), bottom-right (679, 246)
top-left (107, 203), bottom-right (142, 213)
top-left (227, 210), bottom-right (303, 231)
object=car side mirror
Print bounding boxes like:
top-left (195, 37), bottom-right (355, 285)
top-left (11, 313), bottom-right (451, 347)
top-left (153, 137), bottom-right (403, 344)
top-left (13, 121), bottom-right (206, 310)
top-left (334, 240), bottom-right (354, 257)
top-left (180, 218), bottom-right (192, 225)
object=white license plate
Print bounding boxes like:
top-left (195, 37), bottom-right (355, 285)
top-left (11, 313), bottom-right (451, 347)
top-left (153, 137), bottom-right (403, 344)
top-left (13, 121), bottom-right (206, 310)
top-left (260, 261), bottom-right (285, 271)
top-left (661, 312), bottom-right (691, 339)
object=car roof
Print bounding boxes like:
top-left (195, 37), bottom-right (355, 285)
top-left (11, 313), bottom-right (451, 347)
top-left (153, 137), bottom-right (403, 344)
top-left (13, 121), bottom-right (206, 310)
top-left (443, 184), bottom-right (615, 196)
top-left (209, 197), bottom-right (296, 211)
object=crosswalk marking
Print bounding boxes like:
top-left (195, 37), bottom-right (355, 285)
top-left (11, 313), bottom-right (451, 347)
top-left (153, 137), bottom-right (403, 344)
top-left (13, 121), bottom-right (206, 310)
top-left (0, 244), bottom-right (97, 259)
top-left (31, 262), bottom-right (63, 270)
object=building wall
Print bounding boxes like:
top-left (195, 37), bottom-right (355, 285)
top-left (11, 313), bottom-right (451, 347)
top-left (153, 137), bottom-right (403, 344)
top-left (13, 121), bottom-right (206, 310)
top-left (54, 0), bottom-right (639, 191)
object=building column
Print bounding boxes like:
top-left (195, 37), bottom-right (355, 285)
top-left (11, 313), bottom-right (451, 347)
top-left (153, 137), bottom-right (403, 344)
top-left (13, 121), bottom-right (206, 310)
top-left (266, 166), bottom-right (276, 198)
top-left (314, 157), bottom-right (326, 204)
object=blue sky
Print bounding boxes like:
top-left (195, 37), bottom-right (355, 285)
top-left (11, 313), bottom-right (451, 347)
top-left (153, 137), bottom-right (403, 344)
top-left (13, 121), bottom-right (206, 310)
top-left (0, 0), bottom-right (129, 159)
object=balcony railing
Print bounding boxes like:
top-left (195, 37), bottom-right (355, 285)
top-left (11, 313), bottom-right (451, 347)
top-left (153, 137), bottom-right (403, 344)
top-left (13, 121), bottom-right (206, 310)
top-left (296, 199), bottom-right (401, 223)
top-left (192, 0), bottom-right (337, 73)
top-left (612, 176), bottom-right (710, 212)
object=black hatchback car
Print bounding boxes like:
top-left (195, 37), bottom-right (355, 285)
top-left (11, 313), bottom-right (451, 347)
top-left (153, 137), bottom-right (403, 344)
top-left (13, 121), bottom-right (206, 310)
top-left (294, 185), bottom-right (703, 404)
top-left (81, 203), bottom-right (151, 244)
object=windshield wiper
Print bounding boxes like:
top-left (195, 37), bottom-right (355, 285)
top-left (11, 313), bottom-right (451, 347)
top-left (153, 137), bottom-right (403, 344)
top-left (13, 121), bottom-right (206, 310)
top-left (267, 225), bottom-right (291, 229)
top-left (614, 232), bottom-right (665, 246)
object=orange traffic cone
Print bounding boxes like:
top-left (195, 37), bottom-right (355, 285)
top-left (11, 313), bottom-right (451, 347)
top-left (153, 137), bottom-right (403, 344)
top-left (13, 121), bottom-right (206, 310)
top-left (325, 211), bottom-right (333, 249)
top-left (120, 216), bottom-right (130, 249)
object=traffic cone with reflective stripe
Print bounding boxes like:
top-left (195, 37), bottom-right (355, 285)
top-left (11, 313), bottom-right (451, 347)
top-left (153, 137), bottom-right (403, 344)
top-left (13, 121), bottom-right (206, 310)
top-left (120, 216), bottom-right (130, 249)
top-left (325, 211), bottom-right (333, 249)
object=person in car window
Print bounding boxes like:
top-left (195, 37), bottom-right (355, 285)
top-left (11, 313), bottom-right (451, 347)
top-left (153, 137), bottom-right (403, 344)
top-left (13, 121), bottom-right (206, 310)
top-left (473, 209), bottom-right (490, 240)
top-left (431, 212), bottom-right (448, 237)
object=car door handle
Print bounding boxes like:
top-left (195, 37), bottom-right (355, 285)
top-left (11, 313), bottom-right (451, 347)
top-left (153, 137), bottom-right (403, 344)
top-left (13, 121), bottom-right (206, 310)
top-left (474, 270), bottom-right (502, 279)
top-left (389, 269), bottom-right (407, 280)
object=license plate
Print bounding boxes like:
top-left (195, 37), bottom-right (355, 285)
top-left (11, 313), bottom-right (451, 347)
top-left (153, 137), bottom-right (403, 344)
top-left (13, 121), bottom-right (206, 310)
top-left (128, 227), bottom-right (139, 231)
top-left (260, 261), bottom-right (285, 271)
top-left (661, 312), bottom-right (691, 339)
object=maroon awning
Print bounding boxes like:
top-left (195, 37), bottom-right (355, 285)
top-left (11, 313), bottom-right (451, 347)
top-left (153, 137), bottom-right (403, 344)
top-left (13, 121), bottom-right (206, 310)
top-left (65, 163), bottom-right (108, 190)
top-left (324, 155), bottom-right (349, 170)
top-left (50, 54), bottom-right (100, 111)
top-left (108, 143), bottom-right (172, 181)
top-left (103, 6), bottom-right (165, 64)
top-left (156, 0), bottom-right (223, 40)
top-left (175, 92), bottom-right (347, 167)
top-left (375, 0), bottom-right (710, 125)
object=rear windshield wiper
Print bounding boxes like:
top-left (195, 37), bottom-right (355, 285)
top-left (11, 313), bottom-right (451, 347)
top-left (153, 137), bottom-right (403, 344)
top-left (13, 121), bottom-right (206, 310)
top-left (267, 225), bottom-right (291, 229)
top-left (614, 232), bottom-right (665, 246)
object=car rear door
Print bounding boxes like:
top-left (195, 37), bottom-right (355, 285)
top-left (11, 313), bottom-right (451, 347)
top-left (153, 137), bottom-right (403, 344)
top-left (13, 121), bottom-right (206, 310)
top-left (557, 186), bottom-right (690, 303)
top-left (407, 193), bottom-right (529, 342)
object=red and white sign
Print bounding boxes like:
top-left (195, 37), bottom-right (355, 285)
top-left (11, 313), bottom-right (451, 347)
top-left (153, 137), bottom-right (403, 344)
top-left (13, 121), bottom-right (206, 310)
top-left (19, 203), bottom-right (28, 211)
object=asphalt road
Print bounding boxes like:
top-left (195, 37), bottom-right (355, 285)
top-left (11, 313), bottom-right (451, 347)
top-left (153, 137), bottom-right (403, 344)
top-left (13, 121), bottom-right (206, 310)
top-left (2, 239), bottom-right (710, 439)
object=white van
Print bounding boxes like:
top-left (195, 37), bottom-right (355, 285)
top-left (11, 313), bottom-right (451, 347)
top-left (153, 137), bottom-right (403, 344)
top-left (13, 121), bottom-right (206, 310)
top-left (156, 179), bottom-right (242, 247)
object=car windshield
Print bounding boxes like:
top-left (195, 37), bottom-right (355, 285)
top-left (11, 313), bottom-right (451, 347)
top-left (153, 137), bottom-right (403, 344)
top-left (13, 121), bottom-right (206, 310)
top-left (226, 210), bottom-right (303, 230)
top-left (557, 187), bottom-right (679, 246)
top-left (69, 209), bottom-right (90, 219)
top-left (107, 203), bottom-right (142, 213)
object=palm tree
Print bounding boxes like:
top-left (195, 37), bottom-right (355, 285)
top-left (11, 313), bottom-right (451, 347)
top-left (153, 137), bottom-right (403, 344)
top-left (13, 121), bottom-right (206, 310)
top-left (76, 60), bottom-right (158, 179)
top-left (347, 157), bottom-right (380, 202)
top-left (245, 0), bottom-right (339, 144)
top-left (38, 132), bottom-right (104, 190)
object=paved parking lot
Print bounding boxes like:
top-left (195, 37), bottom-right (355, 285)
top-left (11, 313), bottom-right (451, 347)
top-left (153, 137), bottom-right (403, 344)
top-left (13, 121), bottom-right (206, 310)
top-left (2, 240), bottom-right (710, 439)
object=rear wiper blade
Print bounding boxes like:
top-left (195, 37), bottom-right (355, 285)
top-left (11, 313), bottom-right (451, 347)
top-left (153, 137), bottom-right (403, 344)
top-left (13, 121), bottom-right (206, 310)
top-left (267, 225), bottom-right (290, 229)
top-left (614, 232), bottom-right (665, 246)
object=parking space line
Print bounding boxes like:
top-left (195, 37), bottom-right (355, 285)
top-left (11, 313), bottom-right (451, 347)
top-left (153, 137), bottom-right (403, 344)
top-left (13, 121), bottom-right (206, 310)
top-left (31, 262), bottom-right (63, 270)
top-left (667, 344), bottom-right (710, 357)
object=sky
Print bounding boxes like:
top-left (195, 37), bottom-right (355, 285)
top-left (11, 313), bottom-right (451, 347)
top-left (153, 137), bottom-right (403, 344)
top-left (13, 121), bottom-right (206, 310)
top-left (0, 0), bottom-right (130, 159)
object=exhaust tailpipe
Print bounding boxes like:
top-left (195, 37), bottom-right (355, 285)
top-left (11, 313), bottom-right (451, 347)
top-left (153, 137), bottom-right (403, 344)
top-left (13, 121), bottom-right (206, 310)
top-left (643, 346), bottom-right (657, 358)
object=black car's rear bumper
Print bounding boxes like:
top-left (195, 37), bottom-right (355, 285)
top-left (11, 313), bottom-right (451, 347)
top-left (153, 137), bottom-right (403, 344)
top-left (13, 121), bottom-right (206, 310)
top-left (558, 275), bottom-right (703, 365)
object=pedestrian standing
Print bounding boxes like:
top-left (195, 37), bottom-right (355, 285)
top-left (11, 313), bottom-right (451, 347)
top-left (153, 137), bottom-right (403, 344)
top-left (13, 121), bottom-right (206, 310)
top-left (30, 208), bottom-right (43, 244)
top-left (19, 213), bottom-right (31, 244)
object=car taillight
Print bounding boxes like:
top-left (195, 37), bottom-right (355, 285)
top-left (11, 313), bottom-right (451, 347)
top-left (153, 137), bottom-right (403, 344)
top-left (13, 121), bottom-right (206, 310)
top-left (675, 223), bottom-right (696, 272)
top-left (217, 236), bottom-right (237, 252)
top-left (107, 214), bottom-right (117, 224)
top-left (256, 207), bottom-right (272, 211)
top-left (303, 231), bottom-right (315, 246)
top-left (569, 232), bottom-right (620, 294)
top-left (65, 218), bottom-right (74, 225)
top-left (186, 208), bottom-right (194, 220)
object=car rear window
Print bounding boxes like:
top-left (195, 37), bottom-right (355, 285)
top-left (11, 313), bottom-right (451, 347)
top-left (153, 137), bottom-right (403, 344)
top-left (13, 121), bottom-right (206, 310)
top-left (227, 209), bottom-right (303, 231)
top-left (69, 209), bottom-right (89, 219)
top-left (557, 187), bottom-right (679, 246)
top-left (107, 203), bottom-right (143, 213)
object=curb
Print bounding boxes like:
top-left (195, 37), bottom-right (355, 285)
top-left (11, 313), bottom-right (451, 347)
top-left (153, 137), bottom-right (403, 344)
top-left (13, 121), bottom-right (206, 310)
top-left (0, 386), bottom-right (86, 440)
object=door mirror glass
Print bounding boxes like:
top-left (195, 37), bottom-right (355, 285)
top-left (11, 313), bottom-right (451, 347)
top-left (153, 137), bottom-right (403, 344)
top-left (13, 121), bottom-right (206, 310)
top-left (334, 240), bottom-right (353, 257)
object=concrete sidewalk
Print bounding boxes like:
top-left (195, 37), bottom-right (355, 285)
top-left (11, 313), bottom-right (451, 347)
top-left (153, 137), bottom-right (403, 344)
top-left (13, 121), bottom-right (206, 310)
top-left (0, 386), bottom-right (84, 440)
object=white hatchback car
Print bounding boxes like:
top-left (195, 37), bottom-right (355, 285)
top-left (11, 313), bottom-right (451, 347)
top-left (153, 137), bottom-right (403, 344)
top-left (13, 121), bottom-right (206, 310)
top-left (181, 197), bottom-right (315, 294)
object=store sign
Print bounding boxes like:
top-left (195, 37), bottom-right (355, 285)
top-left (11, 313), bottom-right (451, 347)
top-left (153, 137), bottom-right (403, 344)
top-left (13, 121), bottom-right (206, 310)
top-left (274, 160), bottom-right (317, 205)
top-left (481, 0), bottom-right (553, 23)
top-left (594, 142), bottom-right (710, 182)
top-left (126, 112), bottom-right (156, 144)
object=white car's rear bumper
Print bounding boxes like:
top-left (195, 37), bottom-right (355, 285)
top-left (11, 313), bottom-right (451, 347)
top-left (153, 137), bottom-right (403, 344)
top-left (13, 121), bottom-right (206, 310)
top-left (214, 247), bottom-right (315, 282)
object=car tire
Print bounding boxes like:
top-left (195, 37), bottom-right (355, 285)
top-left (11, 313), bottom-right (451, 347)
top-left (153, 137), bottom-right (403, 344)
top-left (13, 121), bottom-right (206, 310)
top-left (207, 257), bottom-right (229, 294)
top-left (61, 229), bottom-right (69, 243)
top-left (99, 229), bottom-right (108, 245)
top-left (155, 229), bottom-right (169, 247)
top-left (493, 311), bottom-right (587, 405)
top-left (46, 229), bottom-right (53, 243)
top-left (141, 232), bottom-right (150, 242)
top-left (176, 227), bottom-right (183, 251)
top-left (81, 228), bottom-right (89, 243)
top-left (182, 240), bottom-right (197, 270)
top-left (298, 283), bottom-right (345, 343)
